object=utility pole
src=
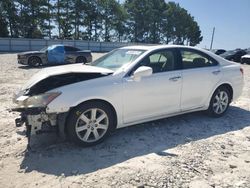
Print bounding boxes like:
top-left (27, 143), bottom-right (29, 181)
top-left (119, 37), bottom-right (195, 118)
top-left (210, 27), bottom-right (215, 50)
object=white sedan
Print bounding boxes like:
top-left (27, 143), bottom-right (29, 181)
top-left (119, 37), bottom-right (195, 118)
top-left (12, 45), bottom-right (244, 146)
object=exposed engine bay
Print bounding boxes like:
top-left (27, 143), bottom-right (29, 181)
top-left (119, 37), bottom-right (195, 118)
top-left (12, 71), bottom-right (111, 148)
top-left (25, 72), bottom-right (109, 96)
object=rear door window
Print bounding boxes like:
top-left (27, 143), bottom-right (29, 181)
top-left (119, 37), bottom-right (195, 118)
top-left (180, 49), bottom-right (218, 69)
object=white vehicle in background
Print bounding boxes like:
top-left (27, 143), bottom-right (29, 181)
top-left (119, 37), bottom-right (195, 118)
top-left (12, 45), bottom-right (244, 147)
top-left (241, 53), bottom-right (250, 65)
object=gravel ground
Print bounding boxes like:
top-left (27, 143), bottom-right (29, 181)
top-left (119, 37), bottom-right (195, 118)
top-left (0, 53), bottom-right (249, 188)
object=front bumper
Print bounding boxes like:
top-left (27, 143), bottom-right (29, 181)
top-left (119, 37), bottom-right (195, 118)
top-left (13, 107), bottom-right (57, 135)
top-left (17, 56), bottom-right (28, 65)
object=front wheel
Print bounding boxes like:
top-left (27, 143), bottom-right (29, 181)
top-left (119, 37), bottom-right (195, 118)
top-left (207, 87), bottom-right (231, 117)
top-left (67, 101), bottom-right (115, 146)
top-left (28, 56), bottom-right (42, 67)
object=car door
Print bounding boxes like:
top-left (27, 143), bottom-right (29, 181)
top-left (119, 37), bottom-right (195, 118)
top-left (122, 49), bottom-right (182, 124)
top-left (179, 48), bottom-right (222, 111)
top-left (64, 46), bottom-right (79, 63)
top-left (47, 45), bottom-right (65, 64)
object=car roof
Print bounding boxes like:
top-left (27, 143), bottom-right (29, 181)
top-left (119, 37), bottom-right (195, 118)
top-left (121, 44), bottom-right (208, 52)
top-left (49, 44), bottom-right (78, 48)
top-left (121, 44), bottom-right (233, 66)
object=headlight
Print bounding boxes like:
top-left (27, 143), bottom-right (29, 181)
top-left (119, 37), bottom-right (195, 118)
top-left (16, 92), bottom-right (61, 108)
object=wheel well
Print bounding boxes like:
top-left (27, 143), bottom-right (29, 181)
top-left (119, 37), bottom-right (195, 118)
top-left (76, 56), bottom-right (87, 63)
top-left (218, 83), bottom-right (233, 101)
top-left (64, 99), bottom-right (118, 135)
top-left (28, 56), bottom-right (42, 63)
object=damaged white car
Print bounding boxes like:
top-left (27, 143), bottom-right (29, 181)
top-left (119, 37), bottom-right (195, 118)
top-left (12, 45), bottom-right (244, 147)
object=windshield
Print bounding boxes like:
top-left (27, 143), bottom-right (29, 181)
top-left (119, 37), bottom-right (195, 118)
top-left (91, 49), bottom-right (145, 70)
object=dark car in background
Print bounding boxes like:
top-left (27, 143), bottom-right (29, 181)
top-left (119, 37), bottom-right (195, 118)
top-left (219, 49), bottom-right (246, 62)
top-left (17, 44), bottom-right (92, 67)
top-left (211, 49), bottom-right (226, 55)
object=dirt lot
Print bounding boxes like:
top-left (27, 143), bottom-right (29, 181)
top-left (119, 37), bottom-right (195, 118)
top-left (0, 53), bottom-right (249, 188)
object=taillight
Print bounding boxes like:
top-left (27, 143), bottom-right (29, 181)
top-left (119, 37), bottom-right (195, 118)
top-left (240, 67), bottom-right (244, 75)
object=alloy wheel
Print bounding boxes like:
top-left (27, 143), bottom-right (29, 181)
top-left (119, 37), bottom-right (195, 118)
top-left (212, 90), bottom-right (229, 114)
top-left (75, 108), bottom-right (109, 143)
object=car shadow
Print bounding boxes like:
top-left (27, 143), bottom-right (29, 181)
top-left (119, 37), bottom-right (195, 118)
top-left (18, 65), bottom-right (43, 70)
top-left (20, 106), bottom-right (250, 176)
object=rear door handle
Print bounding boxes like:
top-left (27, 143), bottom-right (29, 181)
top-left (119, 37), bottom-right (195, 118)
top-left (169, 76), bottom-right (181, 81)
top-left (212, 70), bottom-right (221, 75)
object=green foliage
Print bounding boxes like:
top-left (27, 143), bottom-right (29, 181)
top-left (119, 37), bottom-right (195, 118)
top-left (0, 15), bottom-right (9, 37)
top-left (161, 2), bottom-right (202, 45)
top-left (0, 0), bottom-right (203, 45)
top-left (1, 0), bottom-right (19, 37)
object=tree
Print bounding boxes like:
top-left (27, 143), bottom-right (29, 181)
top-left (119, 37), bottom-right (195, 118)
top-left (98, 0), bottom-right (124, 42)
top-left (187, 20), bottom-right (203, 46)
top-left (124, 0), bottom-right (151, 42)
top-left (1, 0), bottom-right (19, 37)
top-left (17, 0), bottom-right (46, 38)
top-left (0, 0), bottom-right (203, 45)
top-left (125, 0), bottom-right (166, 43)
top-left (161, 2), bottom-right (202, 46)
top-left (112, 3), bottom-right (128, 42)
top-left (146, 0), bottom-right (166, 43)
top-left (82, 0), bottom-right (102, 41)
top-left (71, 0), bottom-right (85, 39)
top-left (39, 0), bottom-right (54, 38)
top-left (0, 14), bottom-right (9, 37)
top-left (54, 0), bottom-right (74, 39)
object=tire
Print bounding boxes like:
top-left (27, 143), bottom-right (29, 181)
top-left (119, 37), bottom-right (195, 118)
top-left (75, 56), bottom-right (87, 64)
top-left (207, 86), bottom-right (231, 117)
top-left (28, 56), bottom-right (42, 67)
top-left (66, 101), bottom-right (116, 146)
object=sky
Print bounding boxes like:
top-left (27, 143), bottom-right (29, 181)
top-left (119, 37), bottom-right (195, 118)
top-left (171, 0), bottom-right (250, 50)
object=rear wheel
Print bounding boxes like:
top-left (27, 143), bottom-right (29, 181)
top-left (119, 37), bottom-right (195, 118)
top-left (207, 87), bottom-right (231, 117)
top-left (28, 56), bottom-right (42, 67)
top-left (67, 101), bottom-right (115, 146)
top-left (76, 56), bottom-right (86, 64)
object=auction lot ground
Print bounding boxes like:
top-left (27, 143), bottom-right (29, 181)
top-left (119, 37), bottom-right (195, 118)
top-left (0, 53), bottom-right (249, 188)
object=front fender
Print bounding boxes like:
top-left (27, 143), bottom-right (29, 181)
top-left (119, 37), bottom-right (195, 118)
top-left (46, 76), bottom-right (123, 124)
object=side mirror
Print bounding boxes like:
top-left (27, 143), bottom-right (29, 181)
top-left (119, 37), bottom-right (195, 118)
top-left (132, 66), bottom-right (153, 81)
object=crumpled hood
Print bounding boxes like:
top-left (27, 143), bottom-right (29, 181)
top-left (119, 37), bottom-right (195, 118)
top-left (22, 64), bottom-right (113, 90)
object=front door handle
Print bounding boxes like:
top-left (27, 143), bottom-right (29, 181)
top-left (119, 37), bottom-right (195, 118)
top-left (212, 70), bottom-right (221, 75)
top-left (169, 76), bottom-right (181, 81)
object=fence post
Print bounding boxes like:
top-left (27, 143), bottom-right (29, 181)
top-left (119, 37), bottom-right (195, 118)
top-left (29, 39), bottom-right (31, 50)
top-left (9, 38), bottom-right (11, 52)
top-left (100, 42), bottom-right (102, 52)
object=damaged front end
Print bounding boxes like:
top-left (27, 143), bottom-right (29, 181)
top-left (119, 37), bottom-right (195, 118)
top-left (13, 92), bottom-right (61, 134)
top-left (12, 69), bottom-right (111, 147)
top-left (12, 92), bottom-right (63, 149)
